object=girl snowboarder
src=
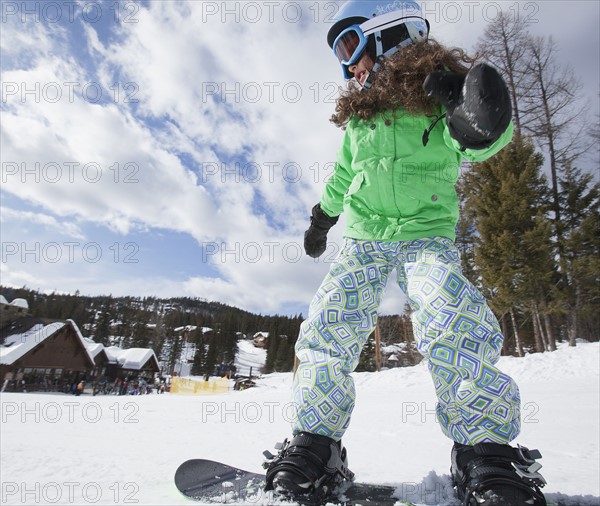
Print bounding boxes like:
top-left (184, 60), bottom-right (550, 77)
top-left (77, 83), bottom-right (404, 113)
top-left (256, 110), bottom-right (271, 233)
top-left (264, 1), bottom-right (547, 505)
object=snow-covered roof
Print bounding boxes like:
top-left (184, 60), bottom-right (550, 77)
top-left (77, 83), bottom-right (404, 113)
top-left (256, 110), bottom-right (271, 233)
top-left (172, 325), bottom-right (212, 334)
top-left (82, 337), bottom-right (107, 360)
top-left (174, 325), bottom-right (197, 332)
top-left (0, 322), bottom-right (66, 365)
top-left (381, 343), bottom-right (407, 355)
top-left (0, 319), bottom-right (97, 367)
top-left (104, 346), bottom-right (159, 370)
top-left (10, 298), bottom-right (29, 310)
top-left (0, 295), bottom-right (29, 309)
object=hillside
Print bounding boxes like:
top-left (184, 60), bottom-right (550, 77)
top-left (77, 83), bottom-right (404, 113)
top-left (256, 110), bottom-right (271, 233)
top-left (1, 341), bottom-right (598, 505)
top-left (0, 286), bottom-right (302, 374)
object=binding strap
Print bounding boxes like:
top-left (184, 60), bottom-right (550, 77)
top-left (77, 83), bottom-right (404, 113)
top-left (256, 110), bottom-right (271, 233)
top-left (264, 435), bottom-right (354, 492)
top-left (457, 443), bottom-right (547, 506)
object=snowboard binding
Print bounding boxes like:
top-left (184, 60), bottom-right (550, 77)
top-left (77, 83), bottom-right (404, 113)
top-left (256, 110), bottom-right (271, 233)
top-left (263, 432), bottom-right (354, 503)
top-left (451, 442), bottom-right (547, 505)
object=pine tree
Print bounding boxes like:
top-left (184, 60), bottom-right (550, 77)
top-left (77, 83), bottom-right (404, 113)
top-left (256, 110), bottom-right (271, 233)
top-left (273, 334), bottom-right (290, 372)
top-left (130, 310), bottom-right (151, 348)
top-left (191, 332), bottom-right (207, 376)
top-left (356, 332), bottom-right (377, 372)
top-left (558, 164), bottom-right (600, 344)
top-left (203, 335), bottom-right (218, 377)
top-left (95, 296), bottom-right (114, 346)
top-left (464, 135), bottom-right (555, 354)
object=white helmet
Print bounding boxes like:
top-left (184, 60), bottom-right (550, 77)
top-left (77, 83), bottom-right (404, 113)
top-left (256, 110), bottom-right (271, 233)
top-left (327, 1), bottom-right (429, 86)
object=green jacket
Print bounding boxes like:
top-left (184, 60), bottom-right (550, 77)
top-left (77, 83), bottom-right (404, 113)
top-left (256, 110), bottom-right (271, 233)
top-left (320, 110), bottom-right (514, 242)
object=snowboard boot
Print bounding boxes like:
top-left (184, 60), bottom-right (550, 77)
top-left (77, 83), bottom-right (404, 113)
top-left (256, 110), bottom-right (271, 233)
top-left (451, 442), bottom-right (547, 505)
top-left (263, 432), bottom-right (354, 502)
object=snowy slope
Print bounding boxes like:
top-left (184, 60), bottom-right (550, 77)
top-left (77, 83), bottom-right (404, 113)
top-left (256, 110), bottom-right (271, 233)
top-left (0, 342), bottom-right (598, 505)
top-left (234, 339), bottom-right (267, 376)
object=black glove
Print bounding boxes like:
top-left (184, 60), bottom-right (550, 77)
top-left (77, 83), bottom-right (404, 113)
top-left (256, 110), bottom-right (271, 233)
top-left (303, 204), bottom-right (339, 258)
top-left (423, 63), bottom-right (512, 150)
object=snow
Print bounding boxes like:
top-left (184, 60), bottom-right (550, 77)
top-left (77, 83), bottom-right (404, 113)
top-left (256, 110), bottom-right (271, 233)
top-left (174, 325), bottom-right (198, 332)
top-left (235, 339), bottom-right (267, 376)
top-left (0, 295), bottom-right (8, 305)
top-left (179, 342), bottom-right (197, 363)
top-left (82, 338), bottom-right (106, 361)
top-left (0, 342), bottom-right (598, 505)
top-left (381, 343), bottom-right (407, 354)
top-left (172, 326), bottom-right (212, 334)
top-left (104, 346), bottom-right (158, 370)
top-left (9, 298), bottom-right (29, 309)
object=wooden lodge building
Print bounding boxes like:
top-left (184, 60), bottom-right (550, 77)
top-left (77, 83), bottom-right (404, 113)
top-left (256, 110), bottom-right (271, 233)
top-left (0, 317), bottom-right (95, 392)
top-left (102, 346), bottom-right (161, 379)
top-left (0, 297), bottom-right (160, 393)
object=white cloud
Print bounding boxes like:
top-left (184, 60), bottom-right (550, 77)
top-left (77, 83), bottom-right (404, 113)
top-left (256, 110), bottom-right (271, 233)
top-left (2, 1), bottom-right (597, 315)
top-left (0, 207), bottom-right (85, 240)
top-left (1, 55), bottom-right (222, 238)
top-left (0, 263), bottom-right (46, 289)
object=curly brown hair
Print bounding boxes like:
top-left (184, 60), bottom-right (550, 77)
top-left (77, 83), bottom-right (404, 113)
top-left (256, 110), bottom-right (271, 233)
top-left (330, 39), bottom-right (477, 128)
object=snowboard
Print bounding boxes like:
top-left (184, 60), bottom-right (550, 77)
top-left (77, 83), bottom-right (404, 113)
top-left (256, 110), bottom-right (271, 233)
top-left (174, 458), bottom-right (406, 505)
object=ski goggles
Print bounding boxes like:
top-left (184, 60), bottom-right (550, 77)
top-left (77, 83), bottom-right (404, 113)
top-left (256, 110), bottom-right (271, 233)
top-left (332, 24), bottom-right (369, 79)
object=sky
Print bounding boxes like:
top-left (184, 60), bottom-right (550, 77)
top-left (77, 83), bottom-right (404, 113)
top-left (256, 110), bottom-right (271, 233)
top-left (1, 0), bottom-right (599, 317)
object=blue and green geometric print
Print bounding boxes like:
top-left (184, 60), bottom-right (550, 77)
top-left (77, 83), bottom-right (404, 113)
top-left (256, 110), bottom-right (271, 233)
top-left (292, 237), bottom-right (520, 445)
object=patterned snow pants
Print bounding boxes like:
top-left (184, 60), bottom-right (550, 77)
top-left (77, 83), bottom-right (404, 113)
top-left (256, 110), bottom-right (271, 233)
top-left (292, 237), bottom-right (520, 445)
